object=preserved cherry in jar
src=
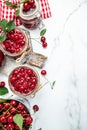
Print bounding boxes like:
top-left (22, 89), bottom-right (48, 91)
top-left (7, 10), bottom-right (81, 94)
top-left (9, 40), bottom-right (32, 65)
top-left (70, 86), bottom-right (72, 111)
top-left (19, 0), bottom-right (41, 29)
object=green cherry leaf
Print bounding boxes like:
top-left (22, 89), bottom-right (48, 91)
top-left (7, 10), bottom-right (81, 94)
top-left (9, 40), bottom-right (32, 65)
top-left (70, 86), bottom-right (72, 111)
top-left (6, 21), bottom-right (15, 32)
top-left (0, 35), bottom-right (6, 42)
top-left (20, 0), bottom-right (29, 4)
top-left (0, 98), bottom-right (7, 103)
top-left (0, 19), bottom-right (7, 31)
top-left (40, 29), bottom-right (46, 36)
top-left (38, 128), bottom-right (42, 130)
top-left (5, 1), bottom-right (13, 6)
top-left (15, 9), bottom-right (20, 16)
top-left (13, 114), bottom-right (23, 130)
top-left (51, 81), bottom-right (56, 89)
top-left (0, 87), bottom-right (9, 95)
top-left (5, 1), bottom-right (18, 8)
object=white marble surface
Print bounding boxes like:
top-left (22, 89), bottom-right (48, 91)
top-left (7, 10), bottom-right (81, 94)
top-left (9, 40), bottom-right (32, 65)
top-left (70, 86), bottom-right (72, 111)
top-left (1, 0), bottom-right (87, 130)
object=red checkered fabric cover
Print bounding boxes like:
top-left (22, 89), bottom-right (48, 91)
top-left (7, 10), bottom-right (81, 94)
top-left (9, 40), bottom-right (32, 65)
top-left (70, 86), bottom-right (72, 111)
top-left (0, 0), bottom-right (52, 26)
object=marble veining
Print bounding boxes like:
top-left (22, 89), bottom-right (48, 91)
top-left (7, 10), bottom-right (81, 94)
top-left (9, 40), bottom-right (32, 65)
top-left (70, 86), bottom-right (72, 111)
top-left (0, 0), bottom-right (87, 130)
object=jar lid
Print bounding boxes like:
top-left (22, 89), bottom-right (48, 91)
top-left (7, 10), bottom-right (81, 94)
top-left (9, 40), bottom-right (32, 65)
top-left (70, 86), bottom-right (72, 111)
top-left (19, 0), bottom-right (41, 20)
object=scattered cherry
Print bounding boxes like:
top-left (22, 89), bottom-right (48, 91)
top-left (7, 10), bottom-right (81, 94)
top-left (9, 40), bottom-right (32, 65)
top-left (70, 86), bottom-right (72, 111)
top-left (41, 70), bottom-right (47, 75)
top-left (33, 105), bottom-right (39, 112)
top-left (42, 42), bottom-right (47, 48)
top-left (0, 81), bottom-right (5, 87)
top-left (41, 36), bottom-right (46, 43)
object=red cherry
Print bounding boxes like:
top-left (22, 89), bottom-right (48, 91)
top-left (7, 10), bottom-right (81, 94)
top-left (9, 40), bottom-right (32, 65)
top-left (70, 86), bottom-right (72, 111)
top-left (17, 103), bottom-right (25, 110)
top-left (23, 2), bottom-right (31, 11)
top-left (10, 100), bottom-right (18, 107)
top-left (14, 35), bottom-right (19, 41)
top-left (7, 115), bottom-right (13, 123)
top-left (41, 36), bottom-right (46, 43)
top-left (0, 81), bottom-right (5, 87)
top-left (23, 82), bottom-right (29, 89)
top-left (7, 123), bottom-right (14, 129)
top-left (25, 116), bottom-right (33, 125)
top-left (27, 69), bottom-right (33, 75)
top-left (29, 0), bottom-right (35, 6)
top-left (10, 107), bottom-right (16, 114)
top-left (15, 125), bottom-right (19, 130)
top-left (33, 105), bottom-right (39, 112)
top-left (19, 86), bottom-right (24, 92)
top-left (0, 50), bottom-right (5, 67)
top-left (10, 34), bottom-right (14, 40)
top-left (23, 89), bottom-right (30, 94)
top-left (32, 4), bottom-right (36, 9)
top-left (31, 78), bottom-right (37, 84)
top-left (10, 76), bottom-right (16, 84)
top-left (42, 42), bottom-right (47, 48)
top-left (29, 83), bottom-right (35, 90)
top-left (0, 103), bottom-right (3, 109)
top-left (22, 109), bottom-right (28, 114)
top-left (0, 116), bottom-right (7, 123)
top-left (4, 103), bottom-right (10, 109)
top-left (41, 70), bottom-right (47, 75)
top-left (4, 42), bottom-right (10, 48)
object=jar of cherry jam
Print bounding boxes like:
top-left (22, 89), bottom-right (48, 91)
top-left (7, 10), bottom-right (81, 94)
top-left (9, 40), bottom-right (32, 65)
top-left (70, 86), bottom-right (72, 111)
top-left (19, 0), bottom-right (41, 29)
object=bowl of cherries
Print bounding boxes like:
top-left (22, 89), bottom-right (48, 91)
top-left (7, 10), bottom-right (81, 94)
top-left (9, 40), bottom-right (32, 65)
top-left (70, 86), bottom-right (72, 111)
top-left (0, 27), bottom-right (30, 57)
top-left (0, 97), bottom-right (33, 130)
top-left (8, 65), bottom-right (41, 97)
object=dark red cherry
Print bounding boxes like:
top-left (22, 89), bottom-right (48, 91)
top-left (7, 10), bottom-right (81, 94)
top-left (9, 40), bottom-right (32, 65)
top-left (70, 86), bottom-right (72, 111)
top-left (23, 2), bottom-right (31, 11)
top-left (33, 105), bottom-right (39, 112)
top-left (42, 42), bottom-right (47, 48)
top-left (7, 115), bottom-right (13, 123)
top-left (25, 116), bottom-right (33, 125)
top-left (41, 70), bottom-right (47, 75)
top-left (0, 50), bottom-right (5, 67)
top-left (0, 81), bottom-right (5, 87)
top-left (41, 36), bottom-right (46, 43)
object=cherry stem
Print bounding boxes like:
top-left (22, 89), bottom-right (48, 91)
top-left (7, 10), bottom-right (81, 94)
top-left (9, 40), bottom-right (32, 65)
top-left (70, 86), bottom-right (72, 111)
top-left (31, 38), bottom-right (41, 45)
top-left (44, 76), bottom-right (52, 88)
top-left (0, 106), bottom-right (12, 117)
top-left (42, 81), bottom-right (48, 87)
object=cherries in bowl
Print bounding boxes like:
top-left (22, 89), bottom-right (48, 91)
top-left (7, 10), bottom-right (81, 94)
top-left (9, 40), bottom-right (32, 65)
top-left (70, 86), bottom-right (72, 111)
top-left (0, 98), bottom-right (33, 130)
top-left (0, 28), bottom-right (30, 57)
top-left (8, 65), bottom-right (40, 97)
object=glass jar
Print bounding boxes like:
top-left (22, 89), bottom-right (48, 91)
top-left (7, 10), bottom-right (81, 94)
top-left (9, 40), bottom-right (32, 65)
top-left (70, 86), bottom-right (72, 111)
top-left (0, 28), bottom-right (31, 58)
top-left (19, 0), bottom-right (41, 29)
